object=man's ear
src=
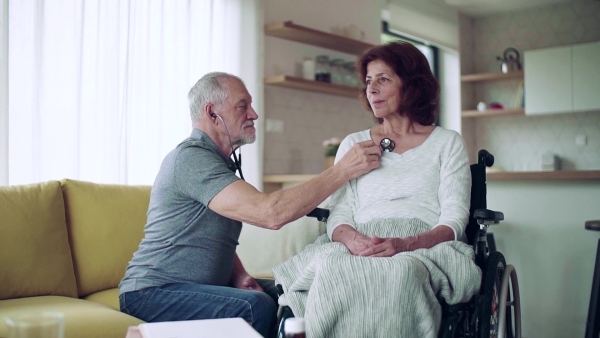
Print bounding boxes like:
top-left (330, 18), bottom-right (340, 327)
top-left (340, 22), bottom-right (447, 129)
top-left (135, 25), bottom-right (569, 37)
top-left (203, 103), bottom-right (216, 119)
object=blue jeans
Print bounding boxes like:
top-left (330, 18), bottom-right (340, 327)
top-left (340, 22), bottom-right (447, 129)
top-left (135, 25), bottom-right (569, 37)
top-left (120, 280), bottom-right (278, 338)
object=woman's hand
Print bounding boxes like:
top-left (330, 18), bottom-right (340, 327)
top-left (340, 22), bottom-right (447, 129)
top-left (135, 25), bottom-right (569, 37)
top-left (345, 233), bottom-right (375, 255)
top-left (332, 224), bottom-right (375, 255)
top-left (358, 225), bottom-right (455, 257)
top-left (357, 236), bottom-right (416, 257)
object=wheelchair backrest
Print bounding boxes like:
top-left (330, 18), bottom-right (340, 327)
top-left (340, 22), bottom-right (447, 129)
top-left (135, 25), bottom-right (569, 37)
top-left (465, 150), bottom-right (494, 245)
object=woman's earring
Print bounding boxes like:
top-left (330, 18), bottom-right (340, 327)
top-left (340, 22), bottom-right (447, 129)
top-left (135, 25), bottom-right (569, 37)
top-left (380, 138), bottom-right (395, 152)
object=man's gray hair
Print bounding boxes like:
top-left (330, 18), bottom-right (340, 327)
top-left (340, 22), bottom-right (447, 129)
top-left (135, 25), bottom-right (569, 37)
top-left (188, 72), bottom-right (244, 124)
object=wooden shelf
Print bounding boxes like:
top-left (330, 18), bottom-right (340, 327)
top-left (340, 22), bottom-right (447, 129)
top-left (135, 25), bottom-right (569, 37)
top-left (265, 75), bottom-right (360, 98)
top-left (462, 107), bottom-right (524, 118)
top-left (264, 170), bottom-right (600, 186)
top-left (264, 21), bottom-right (375, 56)
top-left (487, 170), bottom-right (600, 180)
top-left (461, 70), bottom-right (524, 82)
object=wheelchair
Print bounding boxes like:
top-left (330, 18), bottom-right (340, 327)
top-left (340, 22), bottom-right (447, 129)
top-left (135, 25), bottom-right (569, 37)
top-left (276, 149), bottom-right (522, 338)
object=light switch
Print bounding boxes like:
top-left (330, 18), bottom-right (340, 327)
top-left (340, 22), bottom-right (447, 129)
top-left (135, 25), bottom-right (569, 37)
top-left (266, 119), bottom-right (284, 133)
top-left (575, 134), bottom-right (587, 146)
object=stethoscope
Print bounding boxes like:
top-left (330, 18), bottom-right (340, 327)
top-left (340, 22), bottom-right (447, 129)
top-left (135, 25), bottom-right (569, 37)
top-left (211, 112), bottom-right (245, 181)
top-left (380, 138), bottom-right (395, 152)
top-left (230, 147), bottom-right (244, 181)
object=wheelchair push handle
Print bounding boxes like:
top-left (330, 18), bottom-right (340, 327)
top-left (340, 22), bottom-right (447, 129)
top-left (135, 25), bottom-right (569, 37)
top-left (478, 149), bottom-right (494, 167)
top-left (307, 208), bottom-right (330, 222)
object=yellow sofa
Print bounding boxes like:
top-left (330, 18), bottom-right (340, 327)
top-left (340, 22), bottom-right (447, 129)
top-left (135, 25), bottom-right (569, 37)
top-left (0, 179), bottom-right (151, 338)
top-left (0, 179), bottom-right (324, 338)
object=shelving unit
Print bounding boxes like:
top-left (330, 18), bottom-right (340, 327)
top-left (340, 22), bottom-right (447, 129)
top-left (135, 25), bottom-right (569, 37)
top-left (264, 21), bottom-right (375, 55)
top-left (461, 70), bottom-right (524, 82)
top-left (462, 107), bottom-right (524, 118)
top-left (264, 21), bottom-right (374, 98)
top-left (264, 170), bottom-right (600, 189)
top-left (264, 75), bottom-right (360, 98)
top-left (461, 70), bottom-right (524, 118)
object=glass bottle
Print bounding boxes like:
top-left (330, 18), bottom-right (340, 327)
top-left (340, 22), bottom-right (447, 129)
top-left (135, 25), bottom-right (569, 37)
top-left (315, 55), bottom-right (331, 83)
top-left (302, 58), bottom-right (315, 81)
top-left (284, 317), bottom-right (306, 338)
top-left (330, 58), bottom-right (345, 85)
top-left (343, 61), bottom-right (359, 87)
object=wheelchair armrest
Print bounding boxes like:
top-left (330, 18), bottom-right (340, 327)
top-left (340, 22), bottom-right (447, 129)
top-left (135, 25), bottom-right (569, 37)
top-left (474, 208), bottom-right (504, 225)
top-left (307, 207), bottom-right (330, 222)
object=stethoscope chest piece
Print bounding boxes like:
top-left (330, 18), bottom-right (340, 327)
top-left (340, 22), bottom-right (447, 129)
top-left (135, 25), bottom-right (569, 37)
top-left (380, 138), bottom-right (395, 152)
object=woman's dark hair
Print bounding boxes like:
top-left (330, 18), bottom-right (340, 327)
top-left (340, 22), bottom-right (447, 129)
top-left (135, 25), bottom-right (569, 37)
top-left (356, 41), bottom-right (439, 125)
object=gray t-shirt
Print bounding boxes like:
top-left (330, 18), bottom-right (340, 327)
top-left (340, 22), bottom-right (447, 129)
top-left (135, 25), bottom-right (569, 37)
top-left (119, 129), bottom-right (241, 294)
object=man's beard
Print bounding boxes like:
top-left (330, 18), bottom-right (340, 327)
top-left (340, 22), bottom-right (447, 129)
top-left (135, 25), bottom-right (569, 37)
top-left (233, 122), bottom-right (256, 146)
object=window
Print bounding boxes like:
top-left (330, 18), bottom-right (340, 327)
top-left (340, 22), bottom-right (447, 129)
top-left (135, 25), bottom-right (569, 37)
top-left (381, 21), bottom-right (439, 79)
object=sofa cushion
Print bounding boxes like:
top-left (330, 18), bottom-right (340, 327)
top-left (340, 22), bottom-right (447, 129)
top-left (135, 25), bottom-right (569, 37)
top-left (83, 288), bottom-right (120, 310)
top-left (0, 296), bottom-right (144, 338)
top-left (0, 181), bottom-right (78, 301)
top-left (61, 179), bottom-right (151, 297)
top-left (238, 215), bottom-right (325, 279)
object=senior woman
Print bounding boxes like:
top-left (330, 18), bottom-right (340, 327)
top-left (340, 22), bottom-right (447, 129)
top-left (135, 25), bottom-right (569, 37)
top-left (273, 41), bottom-right (481, 338)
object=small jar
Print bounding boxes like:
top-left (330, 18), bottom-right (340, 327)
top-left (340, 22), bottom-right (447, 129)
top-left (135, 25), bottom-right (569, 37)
top-left (315, 55), bottom-right (331, 83)
top-left (343, 61), bottom-right (359, 87)
top-left (302, 58), bottom-right (315, 81)
top-left (330, 58), bottom-right (345, 85)
top-left (284, 317), bottom-right (306, 338)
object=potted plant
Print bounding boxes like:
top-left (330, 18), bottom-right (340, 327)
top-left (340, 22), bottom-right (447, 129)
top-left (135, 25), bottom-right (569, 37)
top-left (322, 137), bottom-right (340, 168)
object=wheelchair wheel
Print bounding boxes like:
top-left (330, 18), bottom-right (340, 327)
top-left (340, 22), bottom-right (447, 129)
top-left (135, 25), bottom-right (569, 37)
top-left (477, 251), bottom-right (505, 338)
top-left (277, 306), bottom-right (295, 338)
top-left (497, 264), bottom-right (521, 338)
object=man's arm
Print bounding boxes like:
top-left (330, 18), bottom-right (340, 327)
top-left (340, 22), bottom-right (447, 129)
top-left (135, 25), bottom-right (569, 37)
top-left (208, 140), bottom-right (381, 230)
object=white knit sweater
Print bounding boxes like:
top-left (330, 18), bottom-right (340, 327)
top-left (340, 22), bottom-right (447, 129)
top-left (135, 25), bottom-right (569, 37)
top-left (326, 127), bottom-right (472, 241)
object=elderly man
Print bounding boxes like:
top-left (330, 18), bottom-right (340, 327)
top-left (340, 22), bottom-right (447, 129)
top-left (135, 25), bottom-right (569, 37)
top-left (119, 72), bottom-right (381, 337)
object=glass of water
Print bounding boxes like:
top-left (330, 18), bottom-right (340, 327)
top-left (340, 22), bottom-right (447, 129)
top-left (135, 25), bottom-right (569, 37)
top-left (6, 311), bottom-right (65, 338)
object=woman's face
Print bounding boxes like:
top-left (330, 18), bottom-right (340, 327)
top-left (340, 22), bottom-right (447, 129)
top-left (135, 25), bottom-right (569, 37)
top-left (365, 59), bottom-right (402, 119)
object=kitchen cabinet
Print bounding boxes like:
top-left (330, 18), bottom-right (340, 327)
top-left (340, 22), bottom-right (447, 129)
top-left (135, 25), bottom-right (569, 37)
top-left (573, 41), bottom-right (600, 111)
top-left (524, 41), bottom-right (600, 115)
top-left (460, 70), bottom-right (525, 118)
top-left (264, 21), bottom-right (375, 97)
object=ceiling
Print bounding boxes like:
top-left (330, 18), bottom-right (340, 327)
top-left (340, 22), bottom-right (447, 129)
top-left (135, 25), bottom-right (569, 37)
top-left (423, 0), bottom-right (582, 17)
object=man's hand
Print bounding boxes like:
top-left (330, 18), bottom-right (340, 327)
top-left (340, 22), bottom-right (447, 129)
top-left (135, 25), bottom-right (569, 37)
top-left (335, 140), bottom-right (381, 180)
top-left (231, 273), bottom-right (264, 292)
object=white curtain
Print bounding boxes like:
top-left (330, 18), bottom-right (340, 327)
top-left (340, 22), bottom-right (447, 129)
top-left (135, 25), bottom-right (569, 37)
top-left (3, 0), bottom-right (264, 187)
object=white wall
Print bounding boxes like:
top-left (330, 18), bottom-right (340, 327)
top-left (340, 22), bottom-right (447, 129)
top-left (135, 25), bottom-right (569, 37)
top-left (488, 180), bottom-right (600, 338)
top-left (0, 0), bottom-right (7, 186)
top-left (468, 2), bottom-right (600, 172)
top-left (256, 2), bottom-right (600, 338)
top-left (438, 49), bottom-right (461, 133)
top-left (384, 3), bottom-right (463, 134)
top-left (462, 3), bottom-right (600, 336)
top-left (262, 0), bottom-right (384, 175)
top-left (236, 0), bottom-right (264, 191)
top-left (385, 1), bottom-right (459, 51)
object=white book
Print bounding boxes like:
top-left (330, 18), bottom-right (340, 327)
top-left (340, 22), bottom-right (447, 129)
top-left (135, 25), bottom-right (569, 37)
top-left (137, 317), bottom-right (263, 338)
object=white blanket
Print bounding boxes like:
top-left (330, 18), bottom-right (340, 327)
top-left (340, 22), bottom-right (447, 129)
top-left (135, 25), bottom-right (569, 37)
top-left (273, 218), bottom-right (481, 338)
